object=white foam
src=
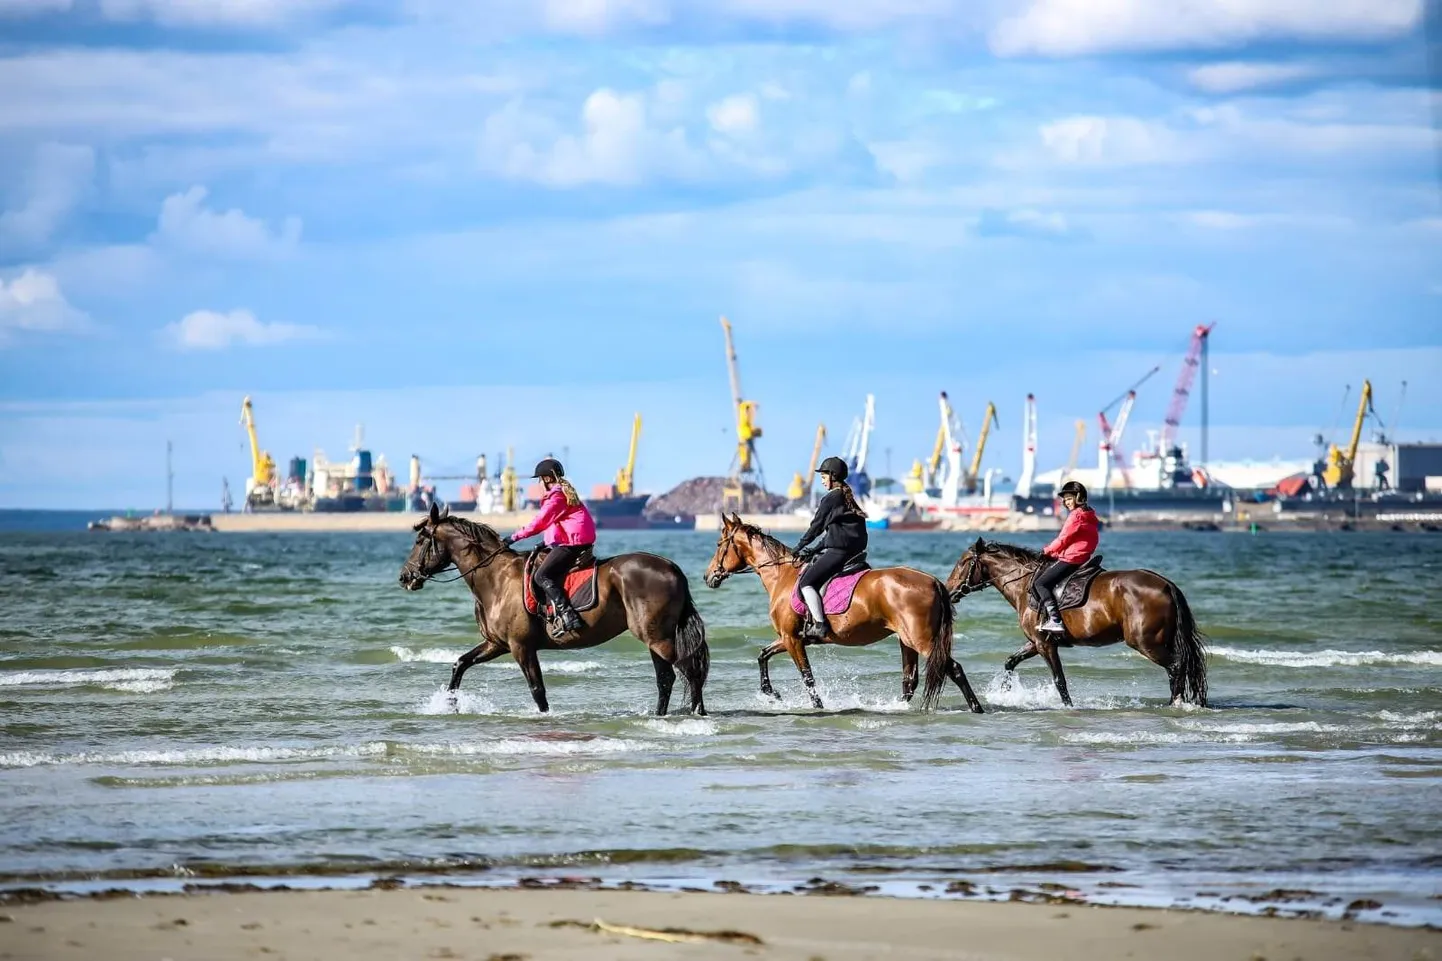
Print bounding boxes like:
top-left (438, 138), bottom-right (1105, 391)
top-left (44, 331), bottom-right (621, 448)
top-left (1371, 710), bottom-right (1440, 729)
top-left (417, 689), bottom-right (497, 715)
top-left (1211, 647), bottom-right (1442, 668)
top-left (1178, 720), bottom-right (1347, 736)
top-left (981, 671), bottom-right (1133, 711)
top-left (854, 718), bottom-right (897, 731)
top-left (402, 737), bottom-right (654, 757)
top-left (107, 679), bottom-right (174, 694)
top-left (0, 741), bottom-right (389, 769)
top-left (1062, 730), bottom-right (1251, 746)
top-left (390, 646), bottom-right (462, 664)
top-left (0, 668), bottom-right (177, 689)
top-left (495, 660), bottom-right (605, 675)
top-left (637, 717), bottom-right (718, 737)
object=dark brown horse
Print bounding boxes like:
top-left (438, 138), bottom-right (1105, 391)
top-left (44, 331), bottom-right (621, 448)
top-left (944, 538), bottom-right (1208, 707)
top-left (399, 504), bottom-right (710, 715)
top-left (703, 513), bottom-right (983, 713)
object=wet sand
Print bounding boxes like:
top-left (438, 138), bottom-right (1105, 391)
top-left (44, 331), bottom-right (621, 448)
top-left (3, 887), bottom-right (1436, 961)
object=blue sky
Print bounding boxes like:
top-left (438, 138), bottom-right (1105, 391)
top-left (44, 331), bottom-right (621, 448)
top-left (0, 0), bottom-right (1438, 508)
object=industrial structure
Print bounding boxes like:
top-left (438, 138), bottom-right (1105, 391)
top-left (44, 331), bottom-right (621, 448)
top-left (719, 316), bottom-right (765, 512)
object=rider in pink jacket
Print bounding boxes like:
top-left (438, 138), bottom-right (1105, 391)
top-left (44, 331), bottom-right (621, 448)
top-left (504, 458), bottom-right (596, 636)
top-left (1032, 480), bottom-right (1099, 634)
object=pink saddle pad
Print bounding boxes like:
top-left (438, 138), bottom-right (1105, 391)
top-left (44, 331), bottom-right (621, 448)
top-left (791, 569), bottom-right (868, 616)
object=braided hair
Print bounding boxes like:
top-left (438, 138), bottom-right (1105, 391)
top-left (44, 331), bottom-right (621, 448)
top-left (834, 478), bottom-right (867, 518)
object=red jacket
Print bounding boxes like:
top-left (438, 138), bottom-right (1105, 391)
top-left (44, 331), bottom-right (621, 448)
top-left (1044, 506), bottom-right (1099, 564)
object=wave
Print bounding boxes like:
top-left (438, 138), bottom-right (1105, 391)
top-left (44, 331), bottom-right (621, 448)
top-left (0, 742), bottom-right (389, 770)
top-left (400, 737), bottom-right (655, 757)
top-left (389, 646), bottom-right (605, 674)
top-left (0, 667), bottom-right (176, 693)
top-left (1210, 647), bottom-right (1442, 668)
top-left (636, 717), bottom-right (719, 737)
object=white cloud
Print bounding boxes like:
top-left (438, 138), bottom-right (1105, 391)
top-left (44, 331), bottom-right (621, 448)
top-left (1038, 115), bottom-right (1190, 166)
top-left (706, 94), bottom-right (759, 136)
top-left (479, 87), bottom-right (711, 187)
top-left (98, 0), bottom-right (348, 26)
top-left (0, 268), bottom-right (88, 346)
top-left (991, 0), bottom-right (1423, 57)
top-left (1187, 61), bottom-right (1317, 94)
top-left (540, 0), bottom-right (669, 34)
top-left (164, 309), bottom-right (322, 350)
top-left (152, 186), bottom-right (301, 258)
top-left (0, 143), bottom-right (94, 249)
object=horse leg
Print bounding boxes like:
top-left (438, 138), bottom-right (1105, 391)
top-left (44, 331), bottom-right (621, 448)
top-left (758, 640), bottom-right (786, 700)
top-left (448, 639), bottom-right (507, 692)
top-left (899, 641), bottom-right (919, 702)
top-left (947, 659), bottom-right (985, 714)
top-left (1003, 640), bottom-right (1038, 673)
top-left (1036, 639), bottom-right (1073, 707)
top-left (516, 650), bottom-right (550, 713)
top-left (784, 637), bottom-right (825, 709)
top-left (650, 648), bottom-right (676, 716)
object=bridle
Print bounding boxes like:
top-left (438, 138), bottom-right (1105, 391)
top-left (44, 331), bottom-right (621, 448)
top-left (707, 525), bottom-right (798, 586)
top-left (408, 524), bottom-right (510, 584)
top-left (948, 549), bottom-right (1040, 603)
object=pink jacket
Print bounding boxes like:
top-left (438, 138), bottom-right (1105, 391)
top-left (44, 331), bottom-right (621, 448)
top-left (1044, 506), bottom-right (1099, 564)
top-left (511, 487), bottom-right (596, 546)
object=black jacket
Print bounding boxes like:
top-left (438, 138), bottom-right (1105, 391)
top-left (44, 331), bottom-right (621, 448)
top-left (796, 488), bottom-right (867, 554)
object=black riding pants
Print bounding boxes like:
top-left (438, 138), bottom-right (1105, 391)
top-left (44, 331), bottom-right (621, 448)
top-left (798, 547), bottom-right (850, 594)
top-left (1030, 560), bottom-right (1078, 609)
top-left (535, 544), bottom-right (589, 598)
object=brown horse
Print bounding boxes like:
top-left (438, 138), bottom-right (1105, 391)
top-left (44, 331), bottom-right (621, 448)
top-left (703, 513), bottom-right (983, 713)
top-left (398, 504), bottom-right (710, 715)
top-left (944, 538), bottom-right (1208, 707)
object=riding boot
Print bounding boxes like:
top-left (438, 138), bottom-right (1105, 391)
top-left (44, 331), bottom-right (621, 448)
top-left (1038, 598), bottom-right (1065, 635)
top-left (800, 585), bottom-right (829, 641)
top-left (539, 581), bottom-right (585, 638)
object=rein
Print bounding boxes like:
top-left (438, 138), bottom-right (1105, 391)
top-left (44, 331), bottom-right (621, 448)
top-left (950, 553), bottom-right (1041, 602)
top-left (709, 528), bottom-right (799, 585)
top-left (416, 535), bottom-right (510, 584)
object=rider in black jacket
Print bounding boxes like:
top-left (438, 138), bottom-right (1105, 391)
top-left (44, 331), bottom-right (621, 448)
top-left (794, 456), bottom-right (868, 640)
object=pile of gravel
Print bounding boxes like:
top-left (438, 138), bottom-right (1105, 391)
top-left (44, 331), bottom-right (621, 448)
top-left (643, 476), bottom-right (787, 519)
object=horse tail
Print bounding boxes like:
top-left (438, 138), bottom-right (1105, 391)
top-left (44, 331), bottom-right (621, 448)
top-left (1167, 580), bottom-right (1208, 707)
top-left (920, 578), bottom-right (954, 712)
top-left (674, 582), bottom-right (711, 701)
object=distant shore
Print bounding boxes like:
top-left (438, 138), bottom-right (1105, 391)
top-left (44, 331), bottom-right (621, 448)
top-left (4, 885), bottom-right (1436, 961)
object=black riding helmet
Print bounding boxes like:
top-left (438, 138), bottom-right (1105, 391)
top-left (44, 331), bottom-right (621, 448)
top-left (816, 456), bottom-right (849, 481)
top-left (533, 457), bottom-right (565, 479)
top-left (1058, 480), bottom-right (1088, 504)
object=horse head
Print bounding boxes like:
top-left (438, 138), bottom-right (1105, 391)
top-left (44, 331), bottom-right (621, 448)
top-left (399, 502), bottom-right (455, 591)
top-left (945, 537), bottom-right (990, 602)
top-left (703, 512), bottom-right (751, 588)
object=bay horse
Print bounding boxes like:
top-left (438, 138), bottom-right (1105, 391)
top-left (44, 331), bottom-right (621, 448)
top-left (944, 538), bottom-right (1208, 707)
top-left (703, 513), bottom-right (983, 713)
top-left (398, 503), bottom-right (710, 715)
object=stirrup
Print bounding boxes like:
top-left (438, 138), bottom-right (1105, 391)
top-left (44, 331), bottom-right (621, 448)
top-left (801, 618), bottom-right (828, 641)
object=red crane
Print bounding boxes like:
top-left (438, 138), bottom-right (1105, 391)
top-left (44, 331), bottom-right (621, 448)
top-left (1159, 323), bottom-right (1215, 455)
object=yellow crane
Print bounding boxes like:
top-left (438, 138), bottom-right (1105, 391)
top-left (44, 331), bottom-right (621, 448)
top-left (720, 316), bottom-right (763, 511)
top-left (615, 413), bottom-right (641, 496)
top-left (501, 446), bottom-right (518, 512)
top-left (1061, 419), bottom-right (1086, 484)
top-left (965, 402), bottom-right (999, 494)
top-left (1322, 379), bottom-right (1376, 489)
top-left (239, 395), bottom-right (277, 506)
top-left (788, 424), bottom-right (827, 503)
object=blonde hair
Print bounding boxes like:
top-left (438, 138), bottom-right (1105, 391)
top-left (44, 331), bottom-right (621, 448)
top-left (555, 477), bottom-right (582, 507)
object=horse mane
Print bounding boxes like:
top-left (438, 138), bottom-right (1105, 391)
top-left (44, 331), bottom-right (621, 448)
top-left (983, 540), bottom-right (1043, 565)
top-left (734, 521), bottom-right (792, 563)
top-left (442, 515), bottom-right (506, 548)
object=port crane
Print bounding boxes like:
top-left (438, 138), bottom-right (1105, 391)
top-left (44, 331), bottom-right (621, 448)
top-left (239, 395), bottom-right (277, 509)
top-left (1322, 379), bottom-right (1378, 490)
top-left (841, 394), bottom-right (876, 498)
top-left (964, 401), bottom-right (999, 495)
top-left (1061, 420), bottom-right (1086, 484)
top-left (1158, 323), bottom-right (1215, 458)
top-left (788, 424), bottom-right (827, 505)
top-left (1015, 394), bottom-right (1037, 498)
top-left (936, 391), bottom-right (968, 507)
top-left (1097, 366), bottom-right (1160, 490)
top-left (615, 413), bottom-right (641, 497)
top-left (720, 316), bottom-right (764, 512)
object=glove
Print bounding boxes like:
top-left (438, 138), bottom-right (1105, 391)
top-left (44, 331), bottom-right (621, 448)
top-left (501, 533), bottom-right (515, 546)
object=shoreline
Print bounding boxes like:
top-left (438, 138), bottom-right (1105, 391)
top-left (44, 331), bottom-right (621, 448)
top-left (5, 883), bottom-right (1437, 961)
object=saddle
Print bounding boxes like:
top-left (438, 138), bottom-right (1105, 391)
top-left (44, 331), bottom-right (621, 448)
top-left (1027, 554), bottom-right (1104, 614)
top-left (790, 550), bottom-right (872, 618)
top-left (522, 545), bottom-right (600, 618)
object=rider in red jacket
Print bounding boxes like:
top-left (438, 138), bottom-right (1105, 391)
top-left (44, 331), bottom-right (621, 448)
top-left (1032, 480), bottom-right (1099, 634)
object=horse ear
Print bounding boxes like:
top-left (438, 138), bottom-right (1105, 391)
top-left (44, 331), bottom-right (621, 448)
top-left (440, 503), bottom-right (451, 519)
top-left (973, 537), bottom-right (985, 553)
top-left (728, 512), bottom-right (741, 526)
top-left (429, 502), bottom-right (441, 524)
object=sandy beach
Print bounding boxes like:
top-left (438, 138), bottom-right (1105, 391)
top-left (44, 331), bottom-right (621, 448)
top-left (3, 886), bottom-right (1437, 961)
